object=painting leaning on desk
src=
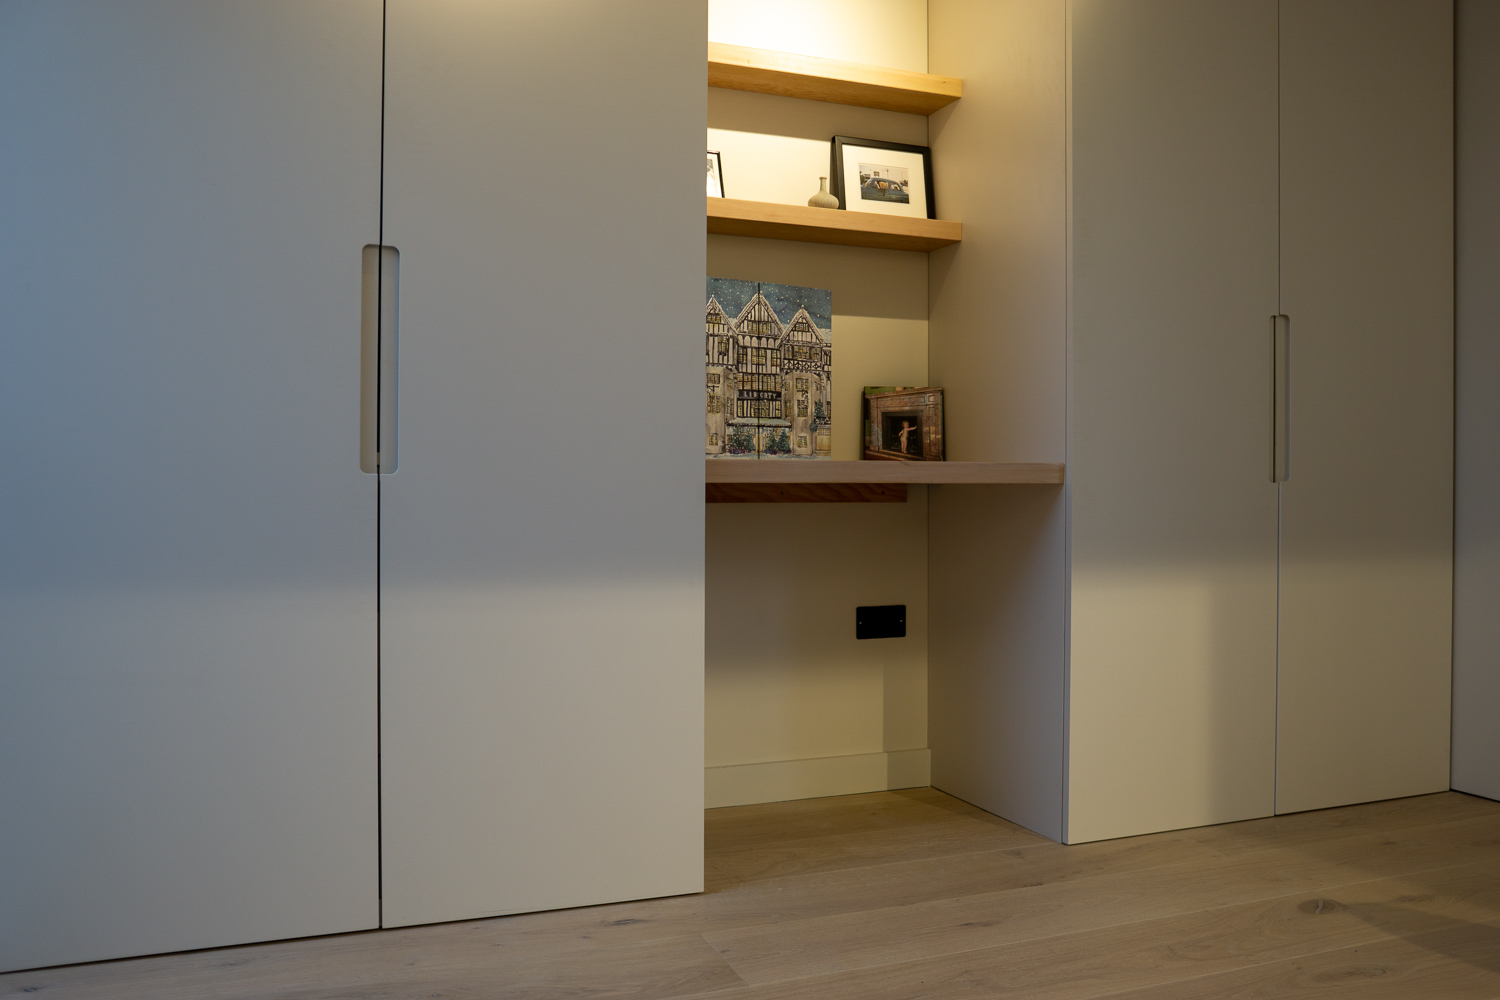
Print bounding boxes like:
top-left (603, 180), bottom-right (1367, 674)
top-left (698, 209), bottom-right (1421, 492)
top-left (705, 277), bottom-right (832, 459)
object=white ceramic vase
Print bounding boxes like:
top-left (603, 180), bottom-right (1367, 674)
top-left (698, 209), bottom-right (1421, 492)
top-left (807, 177), bottom-right (839, 209)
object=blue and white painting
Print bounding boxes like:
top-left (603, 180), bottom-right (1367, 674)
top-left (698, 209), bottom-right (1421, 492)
top-left (705, 278), bottom-right (832, 459)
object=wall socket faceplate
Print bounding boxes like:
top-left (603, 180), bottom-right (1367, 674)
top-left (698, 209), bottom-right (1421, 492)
top-left (856, 605), bottom-right (906, 640)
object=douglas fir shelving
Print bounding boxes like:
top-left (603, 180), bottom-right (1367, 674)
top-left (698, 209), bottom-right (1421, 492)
top-left (707, 43), bottom-right (983, 503)
top-left (707, 197), bottom-right (962, 252)
top-left (706, 45), bottom-right (965, 252)
top-left (705, 460), bottom-right (1065, 503)
top-left (708, 42), bottom-right (962, 115)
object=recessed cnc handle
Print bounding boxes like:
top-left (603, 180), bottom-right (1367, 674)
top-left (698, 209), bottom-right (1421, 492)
top-left (361, 245), bottom-right (399, 474)
top-left (1272, 314), bottom-right (1289, 483)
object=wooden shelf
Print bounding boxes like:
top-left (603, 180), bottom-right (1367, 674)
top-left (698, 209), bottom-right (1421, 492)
top-left (708, 42), bottom-right (962, 116)
top-left (706, 461), bottom-right (1062, 503)
top-left (708, 482), bottom-right (909, 503)
top-left (708, 198), bottom-right (961, 252)
top-left (706, 460), bottom-right (1064, 485)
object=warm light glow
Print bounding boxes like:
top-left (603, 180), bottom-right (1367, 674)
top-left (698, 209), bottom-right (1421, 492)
top-left (708, 0), bottom-right (928, 73)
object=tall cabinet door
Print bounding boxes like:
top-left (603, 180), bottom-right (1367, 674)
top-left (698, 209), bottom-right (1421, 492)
top-left (379, 1), bottom-right (706, 926)
top-left (1276, 0), bottom-right (1454, 814)
top-left (1454, 0), bottom-right (1500, 803)
top-left (1067, 0), bottom-right (1281, 843)
top-left (0, 2), bottom-right (382, 971)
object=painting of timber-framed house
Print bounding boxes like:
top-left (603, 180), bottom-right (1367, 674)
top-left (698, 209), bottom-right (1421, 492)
top-left (705, 277), bottom-right (833, 459)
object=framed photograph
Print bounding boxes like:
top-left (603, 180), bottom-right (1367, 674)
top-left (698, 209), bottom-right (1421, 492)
top-left (707, 150), bottom-right (725, 198)
top-left (864, 386), bottom-right (944, 461)
top-left (831, 136), bottom-right (935, 219)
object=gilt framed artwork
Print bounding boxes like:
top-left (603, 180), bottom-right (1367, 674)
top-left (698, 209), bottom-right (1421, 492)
top-left (706, 278), bottom-right (832, 459)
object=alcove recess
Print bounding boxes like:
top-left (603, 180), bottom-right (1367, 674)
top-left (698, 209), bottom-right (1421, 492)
top-left (705, 41), bottom-right (1064, 502)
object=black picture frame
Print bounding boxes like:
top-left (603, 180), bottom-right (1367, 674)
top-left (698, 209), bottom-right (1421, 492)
top-left (707, 150), bottom-right (726, 198)
top-left (830, 135), bottom-right (936, 219)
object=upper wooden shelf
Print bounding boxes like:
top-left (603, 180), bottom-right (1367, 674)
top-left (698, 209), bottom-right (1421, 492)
top-left (708, 197), bottom-right (961, 252)
top-left (706, 460), bottom-right (1064, 485)
top-left (708, 42), bottom-right (962, 116)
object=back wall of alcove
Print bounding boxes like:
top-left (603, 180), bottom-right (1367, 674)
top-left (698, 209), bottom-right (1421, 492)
top-left (705, 0), bottom-right (934, 807)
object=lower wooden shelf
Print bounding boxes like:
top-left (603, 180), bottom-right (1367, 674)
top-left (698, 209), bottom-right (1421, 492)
top-left (708, 482), bottom-right (909, 503)
top-left (705, 460), bottom-right (1064, 503)
top-left (708, 197), bottom-right (962, 252)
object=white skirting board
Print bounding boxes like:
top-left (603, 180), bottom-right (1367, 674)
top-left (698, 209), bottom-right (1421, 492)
top-left (705, 749), bottom-right (931, 808)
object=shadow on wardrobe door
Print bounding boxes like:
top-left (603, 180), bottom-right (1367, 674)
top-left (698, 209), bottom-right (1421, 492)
top-left (1455, 0), bottom-right (1500, 804)
top-left (1275, 0), bottom-right (1454, 815)
top-left (377, 0), bottom-right (706, 927)
top-left (1065, 0), bottom-right (1280, 843)
top-left (0, 2), bottom-right (383, 972)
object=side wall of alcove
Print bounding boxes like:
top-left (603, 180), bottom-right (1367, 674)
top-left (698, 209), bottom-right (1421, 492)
top-left (927, 0), bottom-right (1069, 840)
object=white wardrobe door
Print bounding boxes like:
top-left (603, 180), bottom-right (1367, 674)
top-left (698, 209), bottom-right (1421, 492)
top-left (1067, 0), bottom-right (1280, 843)
top-left (1454, 0), bottom-right (1500, 803)
top-left (379, 1), bottom-right (706, 926)
top-left (1276, 0), bottom-right (1454, 814)
top-left (0, 2), bottom-right (382, 972)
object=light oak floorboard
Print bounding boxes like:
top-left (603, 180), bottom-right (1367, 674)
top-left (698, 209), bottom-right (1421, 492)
top-left (702, 811), bottom-right (1500, 983)
top-left (706, 809), bottom-right (1042, 888)
top-left (1171, 788), bottom-right (1500, 848)
top-left (2, 789), bottom-right (1497, 999)
top-left (474, 791), bottom-right (1500, 959)
top-left (671, 862), bottom-right (1500, 1000)
top-left (0, 932), bottom-right (742, 1000)
top-left (1093, 917), bottom-right (1500, 999)
top-left (459, 824), bottom-right (1223, 956)
top-left (703, 787), bottom-right (1008, 852)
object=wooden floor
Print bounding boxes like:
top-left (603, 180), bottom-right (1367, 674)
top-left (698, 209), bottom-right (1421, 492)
top-left (6, 788), bottom-right (1500, 999)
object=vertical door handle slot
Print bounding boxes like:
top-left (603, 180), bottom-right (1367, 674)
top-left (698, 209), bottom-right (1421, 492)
top-left (361, 245), bottom-right (400, 473)
top-left (1272, 314), bottom-right (1289, 482)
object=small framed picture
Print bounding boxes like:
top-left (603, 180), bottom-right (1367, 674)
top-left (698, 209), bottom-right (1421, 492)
top-left (707, 150), bottom-right (725, 198)
top-left (830, 136), bottom-right (935, 219)
top-left (864, 387), bottom-right (944, 461)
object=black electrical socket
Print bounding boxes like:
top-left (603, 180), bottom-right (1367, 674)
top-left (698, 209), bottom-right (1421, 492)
top-left (856, 605), bottom-right (906, 640)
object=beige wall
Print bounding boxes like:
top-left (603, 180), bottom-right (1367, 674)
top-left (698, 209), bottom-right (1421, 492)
top-left (708, 89), bottom-right (928, 210)
top-left (706, 493), bottom-right (929, 807)
top-left (709, 0), bottom-right (927, 72)
top-left (705, 1), bottom-right (932, 807)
